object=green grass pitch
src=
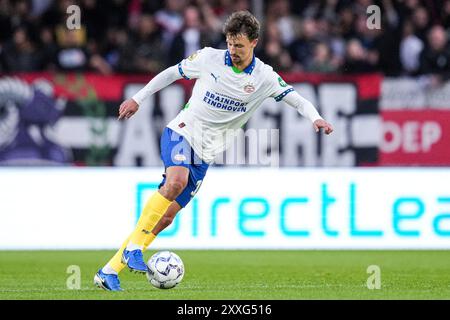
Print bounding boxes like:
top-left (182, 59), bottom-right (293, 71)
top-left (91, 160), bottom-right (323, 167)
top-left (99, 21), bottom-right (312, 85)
top-left (1, 250), bottom-right (449, 300)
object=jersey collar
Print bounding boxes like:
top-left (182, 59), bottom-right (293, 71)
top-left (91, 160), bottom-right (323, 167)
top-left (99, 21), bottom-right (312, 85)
top-left (224, 50), bottom-right (256, 75)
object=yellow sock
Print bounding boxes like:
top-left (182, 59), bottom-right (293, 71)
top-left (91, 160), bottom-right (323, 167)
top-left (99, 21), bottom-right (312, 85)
top-left (106, 236), bottom-right (130, 273)
top-left (105, 191), bottom-right (171, 273)
top-left (143, 233), bottom-right (156, 252)
top-left (128, 191), bottom-right (171, 247)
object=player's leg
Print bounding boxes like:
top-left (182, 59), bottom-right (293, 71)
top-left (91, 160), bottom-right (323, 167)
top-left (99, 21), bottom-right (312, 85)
top-left (142, 201), bottom-right (182, 251)
top-left (108, 166), bottom-right (188, 272)
top-left (95, 127), bottom-right (193, 290)
top-left (127, 165), bottom-right (188, 250)
top-left (139, 126), bottom-right (201, 251)
top-left (95, 168), bottom-right (187, 290)
top-left (158, 166), bottom-right (189, 200)
top-left (142, 158), bottom-right (209, 251)
top-left (130, 166), bottom-right (187, 252)
top-left (152, 201), bottom-right (182, 236)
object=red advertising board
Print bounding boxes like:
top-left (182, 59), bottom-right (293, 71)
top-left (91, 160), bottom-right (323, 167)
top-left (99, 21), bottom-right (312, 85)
top-left (380, 110), bottom-right (450, 166)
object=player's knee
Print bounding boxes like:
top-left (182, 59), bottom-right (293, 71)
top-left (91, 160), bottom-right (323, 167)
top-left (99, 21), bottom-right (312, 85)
top-left (165, 178), bottom-right (187, 196)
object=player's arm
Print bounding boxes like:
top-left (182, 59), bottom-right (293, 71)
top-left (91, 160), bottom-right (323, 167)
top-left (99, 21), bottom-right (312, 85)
top-left (282, 90), bottom-right (333, 135)
top-left (118, 66), bottom-right (182, 120)
top-left (118, 48), bottom-right (207, 120)
top-left (268, 71), bottom-right (333, 135)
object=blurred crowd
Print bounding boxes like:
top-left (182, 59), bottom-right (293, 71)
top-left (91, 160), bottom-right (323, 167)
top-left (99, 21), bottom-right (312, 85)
top-left (1, 0), bottom-right (450, 78)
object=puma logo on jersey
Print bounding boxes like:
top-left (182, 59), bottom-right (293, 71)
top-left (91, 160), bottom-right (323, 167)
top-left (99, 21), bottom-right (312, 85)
top-left (210, 73), bottom-right (220, 82)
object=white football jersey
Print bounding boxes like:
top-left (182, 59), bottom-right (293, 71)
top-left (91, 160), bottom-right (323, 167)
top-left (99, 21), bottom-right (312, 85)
top-left (166, 47), bottom-right (310, 163)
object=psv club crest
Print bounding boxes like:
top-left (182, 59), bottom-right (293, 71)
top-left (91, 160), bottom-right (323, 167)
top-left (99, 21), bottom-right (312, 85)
top-left (244, 82), bottom-right (255, 93)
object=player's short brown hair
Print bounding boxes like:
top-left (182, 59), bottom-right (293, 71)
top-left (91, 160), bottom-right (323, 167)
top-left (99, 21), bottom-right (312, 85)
top-left (223, 11), bottom-right (260, 41)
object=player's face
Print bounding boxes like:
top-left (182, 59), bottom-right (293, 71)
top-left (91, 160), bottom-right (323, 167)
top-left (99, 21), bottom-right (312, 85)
top-left (226, 34), bottom-right (258, 65)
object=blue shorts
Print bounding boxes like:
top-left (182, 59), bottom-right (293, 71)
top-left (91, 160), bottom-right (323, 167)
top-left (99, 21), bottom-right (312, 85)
top-left (159, 127), bottom-right (209, 208)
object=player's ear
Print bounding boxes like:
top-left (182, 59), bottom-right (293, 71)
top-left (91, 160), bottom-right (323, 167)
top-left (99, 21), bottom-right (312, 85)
top-left (251, 38), bottom-right (258, 48)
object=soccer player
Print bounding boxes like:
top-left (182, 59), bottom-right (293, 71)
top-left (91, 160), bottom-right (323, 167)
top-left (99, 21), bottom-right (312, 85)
top-left (94, 11), bottom-right (333, 291)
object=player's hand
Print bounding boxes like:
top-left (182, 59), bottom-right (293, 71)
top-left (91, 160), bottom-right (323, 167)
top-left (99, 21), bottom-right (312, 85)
top-left (118, 99), bottom-right (139, 120)
top-left (313, 119), bottom-right (333, 135)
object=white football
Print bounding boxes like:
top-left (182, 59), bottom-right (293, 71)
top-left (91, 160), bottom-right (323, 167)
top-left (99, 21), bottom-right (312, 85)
top-left (146, 251), bottom-right (184, 289)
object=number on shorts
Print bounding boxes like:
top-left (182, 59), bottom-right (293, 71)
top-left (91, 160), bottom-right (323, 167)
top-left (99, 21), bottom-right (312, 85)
top-left (190, 180), bottom-right (203, 198)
